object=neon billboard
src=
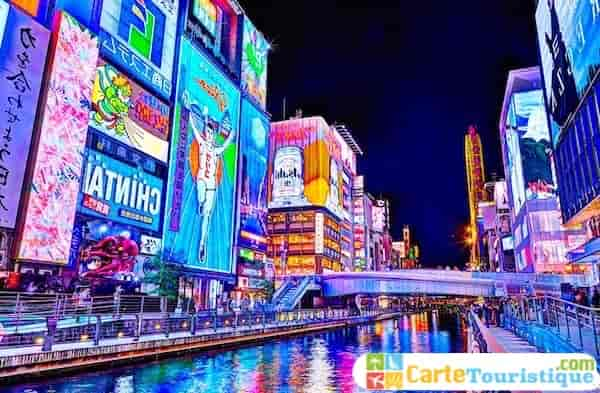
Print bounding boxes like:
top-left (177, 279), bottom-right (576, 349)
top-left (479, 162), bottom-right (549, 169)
top-left (163, 38), bottom-right (240, 274)
top-left (268, 117), bottom-right (345, 219)
top-left (186, 0), bottom-right (240, 74)
top-left (0, 1), bottom-right (49, 228)
top-left (99, 0), bottom-right (179, 100)
top-left (241, 16), bottom-right (269, 109)
top-left (536, 0), bottom-right (600, 145)
top-left (79, 150), bottom-right (163, 232)
top-left (505, 89), bottom-right (555, 215)
top-left (90, 60), bottom-right (170, 162)
top-left (17, 12), bottom-right (99, 263)
top-left (238, 99), bottom-right (269, 252)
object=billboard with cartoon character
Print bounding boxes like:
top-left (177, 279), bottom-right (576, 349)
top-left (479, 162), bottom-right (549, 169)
top-left (163, 38), bottom-right (240, 275)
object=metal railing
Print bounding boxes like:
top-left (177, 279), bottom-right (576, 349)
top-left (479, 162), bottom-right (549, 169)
top-left (501, 296), bottom-right (600, 359)
top-left (0, 291), bottom-right (394, 351)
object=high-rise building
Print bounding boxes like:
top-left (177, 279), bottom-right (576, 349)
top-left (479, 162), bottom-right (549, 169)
top-left (534, 0), bottom-right (600, 281)
top-left (499, 67), bottom-right (586, 273)
top-left (464, 125), bottom-right (486, 270)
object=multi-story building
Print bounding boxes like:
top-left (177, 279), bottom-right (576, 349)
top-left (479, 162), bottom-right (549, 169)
top-left (1, 0), bottom-right (274, 309)
top-left (352, 176), bottom-right (370, 271)
top-left (464, 125), bottom-right (486, 270)
top-left (499, 67), bottom-right (586, 273)
top-left (534, 0), bottom-right (600, 281)
top-left (478, 181), bottom-right (515, 272)
top-left (266, 116), bottom-right (360, 276)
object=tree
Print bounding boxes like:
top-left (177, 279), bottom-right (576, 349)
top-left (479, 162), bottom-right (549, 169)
top-left (262, 280), bottom-right (275, 302)
top-left (142, 255), bottom-right (178, 301)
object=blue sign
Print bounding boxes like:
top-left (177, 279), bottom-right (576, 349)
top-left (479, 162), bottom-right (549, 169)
top-left (98, 0), bottom-right (179, 100)
top-left (536, 0), bottom-right (600, 145)
top-left (78, 150), bottom-right (164, 232)
top-left (238, 99), bottom-right (269, 252)
top-left (163, 38), bottom-right (240, 274)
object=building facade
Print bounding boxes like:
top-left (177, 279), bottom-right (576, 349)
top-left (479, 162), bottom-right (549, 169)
top-left (499, 67), bottom-right (586, 273)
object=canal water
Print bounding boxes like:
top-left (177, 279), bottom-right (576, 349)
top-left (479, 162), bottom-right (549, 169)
top-left (3, 311), bottom-right (467, 393)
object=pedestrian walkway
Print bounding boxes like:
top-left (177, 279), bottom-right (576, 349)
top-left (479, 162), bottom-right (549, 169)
top-left (488, 327), bottom-right (538, 353)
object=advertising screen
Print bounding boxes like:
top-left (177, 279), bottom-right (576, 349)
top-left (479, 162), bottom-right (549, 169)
top-left (505, 89), bottom-right (555, 215)
top-left (536, 0), bottom-right (600, 145)
top-left (90, 60), bottom-right (170, 162)
top-left (163, 38), bottom-right (240, 274)
top-left (238, 99), bottom-right (269, 251)
top-left (186, 0), bottom-right (240, 74)
top-left (69, 217), bottom-right (144, 283)
top-left (17, 12), bottom-right (99, 263)
top-left (268, 117), bottom-right (345, 219)
top-left (372, 204), bottom-right (386, 232)
top-left (10, 0), bottom-right (39, 17)
top-left (241, 16), bottom-right (269, 108)
top-left (79, 150), bottom-right (163, 232)
top-left (99, 0), bottom-right (179, 100)
top-left (0, 2), bottom-right (49, 228)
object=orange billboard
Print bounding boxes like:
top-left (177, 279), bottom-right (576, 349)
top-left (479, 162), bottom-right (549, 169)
top-left (11, 0), bottom-right (39, 17)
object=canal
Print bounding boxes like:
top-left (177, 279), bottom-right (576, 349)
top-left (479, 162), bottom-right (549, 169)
top-left (2, 311), bottom-right (467, 393)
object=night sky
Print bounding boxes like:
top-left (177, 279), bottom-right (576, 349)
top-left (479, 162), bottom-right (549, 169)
top-left (244, 1), bottom-right (539, 267)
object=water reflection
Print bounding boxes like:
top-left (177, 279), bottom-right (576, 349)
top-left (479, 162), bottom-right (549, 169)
top-left (4, 312), bottom-right (466, 393)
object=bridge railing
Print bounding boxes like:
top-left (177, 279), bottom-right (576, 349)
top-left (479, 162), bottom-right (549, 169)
top-left (501, 296), bottom-right (600, 359)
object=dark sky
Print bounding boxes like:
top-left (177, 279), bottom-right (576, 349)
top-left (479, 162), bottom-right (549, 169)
top-left (243, 1), bottom-right (539, 267)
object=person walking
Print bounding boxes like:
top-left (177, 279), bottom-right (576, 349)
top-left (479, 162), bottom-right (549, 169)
top-left (592, 288), bottom-right (600, 309)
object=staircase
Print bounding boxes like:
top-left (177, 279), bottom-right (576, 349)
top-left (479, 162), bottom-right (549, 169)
top-left (272, 276), bottom-right (315, 311)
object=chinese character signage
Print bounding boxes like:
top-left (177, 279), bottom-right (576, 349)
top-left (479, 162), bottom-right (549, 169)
top-left (238, 99), bottom-right (269, 252)
top-left (99, 0), bottom-right (179, 100)
top-left (241, 16), bottom-right (269, 109)
top-left (0, 1), bottom-right (49, 228)
top-left (90, 60), bottom-right (170, 162)
top-left (79, 150), bottom-right (163, 232)
top-left (163, 38), bottom-right (240, 274)
top-left (536, 0), bottom-right (600, 145)
top-left (17, 12), bottom-right (99, 263)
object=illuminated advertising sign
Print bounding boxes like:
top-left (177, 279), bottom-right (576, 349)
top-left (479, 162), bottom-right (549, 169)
top-left (372, 202), bottom-right (386, 233)
top-left (163, 38), bottom-right (240, 274)
top-left (79, 150), bottom-right (163, 232)
top-left (90, 60), bottom-right (170, 162)
top-left (536, 0), bottom-right (600, 145)
top-left (10, 0), bottom-right (39, 17)
top-left (315, 212), bottom-right (324, 254)
top-left (140, 234), bottom-right (161, 255)
top-left (238, 99), bottom-right (269, 251)
top-left (99, 0), bottom-right (179, 100)
top-left (0, 2), bottom-right (49, 228)
top-left (241, 16), bottom-right (269, 108)
top-left (269, 117), bottom-right (345, 218)
top-left (17, 12), bottom-right (99, 263)
top-left (494, 181), bottom-right (509, 210)
top-left (186, 0), bottom-right (240, 74)
top-left (505, 89), bottom-right (555, 214)
top-left (70, 217), bottom-right (143, 280)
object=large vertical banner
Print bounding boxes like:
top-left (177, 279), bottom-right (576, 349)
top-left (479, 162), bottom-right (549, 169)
top-left (99, 0), bottom-right (179, 100)
top-left (163, 38), bottom-right (240, 274)
top-left (17, 12), bottom-right (99, 263)
top-left (0, 1), bottom-right (49, 228)
top-left (241, 16), bottom-right (269, 109)
top-left (238, 99), bottom-right (269, 252)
